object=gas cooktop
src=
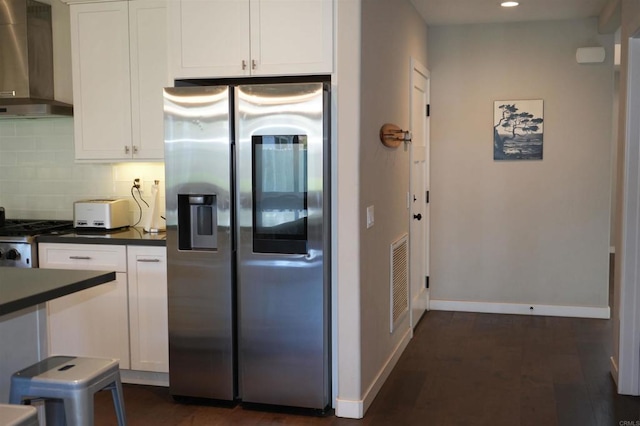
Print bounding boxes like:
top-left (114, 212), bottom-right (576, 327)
top-left (0, 219), bottom-right (74, 237)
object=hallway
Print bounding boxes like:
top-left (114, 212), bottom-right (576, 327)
top-left (363, 310), bottom-right (639, 425)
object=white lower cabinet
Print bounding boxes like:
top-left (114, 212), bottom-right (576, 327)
top-left (38, 243), bottom-right (168, 376)
top-left (127, 246), bottom-right (168, 372)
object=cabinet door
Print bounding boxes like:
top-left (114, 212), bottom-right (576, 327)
top-left (39, 244), bottom-right (130, 369)
top-left (127, 246), bottom-right (168, 372)
top-left (170, 0), bottom-right (251, 79)
top-left (129, 0), bottom-right (168, 160)
top-left (250, 0), bottom-right (333, 76)
top-left (71, 2), bottom-right (132, 160)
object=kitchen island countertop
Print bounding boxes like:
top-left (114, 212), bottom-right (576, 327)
top-left (0, 269), bottom-right (116, 316)
top-left (37, 227), bottom-right (166, 247)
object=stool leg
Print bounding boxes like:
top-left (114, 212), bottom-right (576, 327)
top-left (105, 377), bottom-right (127, 426)
top-left (45, 399), bottom-right (67, 426)
top-left (63, 391), bottom-right (94, 426)
top-left (9, 382), bottom-right (25, 404)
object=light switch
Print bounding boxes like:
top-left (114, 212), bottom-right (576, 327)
top-left (366, 205), bottom-right (374, 229)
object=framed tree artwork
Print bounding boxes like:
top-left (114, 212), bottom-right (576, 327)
top-left (493, 99), bottom-right (544, 160)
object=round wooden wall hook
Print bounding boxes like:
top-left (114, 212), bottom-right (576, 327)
top-left (379, 123), bottom-right (404, 148)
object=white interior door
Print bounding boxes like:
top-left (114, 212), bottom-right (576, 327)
top-left (410, 59), bottom-right (430, 329)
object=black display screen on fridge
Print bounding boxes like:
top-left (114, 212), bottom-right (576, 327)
top-left (252, 134), bottom-right (308, 254)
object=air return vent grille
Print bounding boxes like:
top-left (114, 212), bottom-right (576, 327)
top-left (390, 233), bottom-right (409, 333)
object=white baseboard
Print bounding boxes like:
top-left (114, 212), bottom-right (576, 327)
top-left (411, 287), bottom-right (428, 327)
top-left (335, 326), bottom-right (412, 419)
top-left (429, 300), bottom-right (610, 319)
top-left (120, 369), bottom-right (169, 387)
top-left (610, 356), bottom-right (619, 386)
top-left (413, 287), bottom-right (429, 311)
top-left (335, 398), bottom-right (363, 419)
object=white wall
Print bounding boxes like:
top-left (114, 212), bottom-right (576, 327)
top-left (334, 0), bottom-right (428, 418)
top-left (359, 0), bottom-right (428, 376)
top-left (358, 0), bottom-right (428, 414)
top-left (334, 0), bottom-right (363, 416)
top-left (0, 118), bottom-right (164, 223)
top-left (611, 70), bottom-right (619, 248)
top-left (429, 19), bottom-right (614, 314)
top-left (612, 0), bottom-right (640, 396)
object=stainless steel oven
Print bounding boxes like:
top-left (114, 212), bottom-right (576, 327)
top-left (0, 219), bottom-right (74, 268)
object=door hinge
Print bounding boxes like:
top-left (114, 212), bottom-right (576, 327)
top-left (426, 190), bottom-right (429, 204)
top-left (426, 104), bottom-right (430, 117)
top-left (425, 276), bottom-right (430, 289)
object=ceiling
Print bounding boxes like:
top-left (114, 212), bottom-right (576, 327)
top-left (409, 0), bottom-right (611, 26)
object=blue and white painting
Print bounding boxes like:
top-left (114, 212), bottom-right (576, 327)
top-left (493, 99), bottom-right (544, 160)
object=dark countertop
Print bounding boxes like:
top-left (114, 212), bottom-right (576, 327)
top-left (37, 227), bottom-right (166, 247)
top-left (0, 269), bottom-right (116, 316)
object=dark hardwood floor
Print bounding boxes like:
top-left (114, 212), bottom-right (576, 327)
top-left (94, 311), bottom-right (640, 426)
top-left (95, 257), bottom-right (640, 425)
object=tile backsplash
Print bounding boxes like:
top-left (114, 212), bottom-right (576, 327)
top-left (0, 118), bottom-right (165, 225)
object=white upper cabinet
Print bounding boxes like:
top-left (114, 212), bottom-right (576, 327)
top-left (70, 2), bottom-right (131, 160)
top-left (129, 1), bottom-right (168, 160)
top-left (170, 0), bottom-right (333, 79)
top-left (249, 0), bottom-right (333, 76)
top-left (172, 0), bottom-right (251, 78)
top-left (70, 0), bottom-right (168, 161)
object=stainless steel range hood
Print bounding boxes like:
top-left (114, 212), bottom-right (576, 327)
top-left (0, 0), bottom-right (73, 118)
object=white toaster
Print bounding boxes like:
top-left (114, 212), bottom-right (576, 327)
top-left (74, 199), bottom-right (130, 230)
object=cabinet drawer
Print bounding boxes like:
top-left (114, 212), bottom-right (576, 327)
top-left (38, 243), bottom-right (127, 273)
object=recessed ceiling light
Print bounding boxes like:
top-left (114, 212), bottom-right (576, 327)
top-left (501, 1), bottom-right (519, 7)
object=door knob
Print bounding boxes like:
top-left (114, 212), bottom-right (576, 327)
top-left (413, 213), bottom-right (422, 220)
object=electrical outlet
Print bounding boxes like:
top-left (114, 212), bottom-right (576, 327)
top-left (133, 178), bottom-right (143, 192)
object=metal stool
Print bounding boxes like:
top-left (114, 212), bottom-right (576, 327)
top-left (9, 356), bottom-right (126, 426)
top-left (0, 404), bottom-right (38, 426)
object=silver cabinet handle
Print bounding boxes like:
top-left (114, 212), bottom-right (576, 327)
top-left (125, 145), bottom-right (130, 154)
top-left (0, 90), bottom-right (16, 98)
top-left (242, 60), bottom-right (247, 70)
top-left (133, 145), bottom-right (138, 154)
top-left (137, 258), bottom-right (160, 263)
top-left (69, 256), bottom-right (91, 260)
top-left (251, 59), bottom-right (257, 70)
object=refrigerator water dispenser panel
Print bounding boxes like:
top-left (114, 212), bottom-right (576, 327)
top-left (177, 194), bottom-right (217, 251)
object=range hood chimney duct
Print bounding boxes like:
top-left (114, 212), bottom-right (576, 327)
top-left (0, 0), bottom-right (73, 118)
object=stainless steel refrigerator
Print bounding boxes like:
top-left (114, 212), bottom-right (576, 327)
top-left (164, 79), bottom-right (330, 411)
